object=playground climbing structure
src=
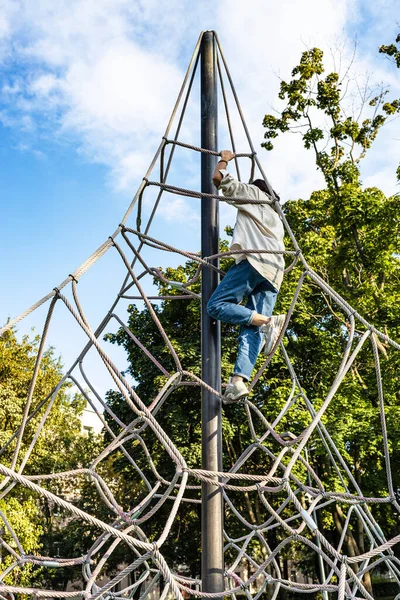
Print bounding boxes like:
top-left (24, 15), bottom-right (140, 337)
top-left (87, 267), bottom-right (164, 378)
top-left (1, 31), bottom-right (400, 600)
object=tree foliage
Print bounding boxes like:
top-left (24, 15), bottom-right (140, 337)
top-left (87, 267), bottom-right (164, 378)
top-left (261, 40), bottom-right (400, 592)
top-left (0, 329), bottom-right (91, 587)
top-left (379, 31), bottom-right (400, 181)
top-left (262, 45), bottom-right (400, 188)
top-left (379, 32), bottom-right (400, 68)
top-left (104, 40), bottom-right (400, 595)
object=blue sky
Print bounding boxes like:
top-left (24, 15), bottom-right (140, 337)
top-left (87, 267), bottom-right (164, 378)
top-left (0, 0), bottom-right (399, 398)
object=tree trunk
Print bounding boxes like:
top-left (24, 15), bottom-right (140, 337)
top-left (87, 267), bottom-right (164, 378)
top-left (355, 513), bottom-right (373, 594)
top-left (354, 459), bottom-right (373, 595)
top-left (332, 503), bottom-right (373, 595)
top-left (279, 557), bottom-right (290, 600)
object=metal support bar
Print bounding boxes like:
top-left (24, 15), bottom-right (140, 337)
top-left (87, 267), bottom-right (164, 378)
top-left (200, 30), bottom-right (224, 598)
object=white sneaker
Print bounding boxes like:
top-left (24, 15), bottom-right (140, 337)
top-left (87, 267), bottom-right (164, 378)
top-left (223, 378), bottom-right (249, 401)
top-left (260, 314), bottom-right (286, 356)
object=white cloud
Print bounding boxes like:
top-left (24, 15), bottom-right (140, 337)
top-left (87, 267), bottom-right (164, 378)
top-left (59, 42), bottom-right (182, 136)
top-left (0, 0), bottom-right (210, 191)
top-left (214, 0), bottom-right (351, 202)
top-left (156, 196), bottom-right (200, 225)
top-left (53, 40), bottom-right (185, 184)
top-left (29, 73), bottom-right (60, 97)
top-left (2, 80), bottom-right (21, 94)
top-left (0, 0), bottom-right (398, 202)
top-left (0, 2), bottom-right (336, 167)
top-left (0, 108), bottom-right (13, 126)
top-left (214, 0), bottom-right (400, 200)
top-left (0, 0), bottom-right (18, 40)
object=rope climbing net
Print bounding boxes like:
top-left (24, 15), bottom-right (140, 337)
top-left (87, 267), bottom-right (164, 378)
top-left (1, 31), bottom-right (400, 600)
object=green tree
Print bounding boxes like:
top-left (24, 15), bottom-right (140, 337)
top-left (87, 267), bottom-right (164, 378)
top-left (104, 247), bottom-right (231, 577)
top-left (104, 42), bottom-right (400, 599)
top-left (379, 32), bottom-right (400, 68)
top-left (379, 31), bottom-right (400, 181)
top-left (104, 243), bottom-right (301, 578)
top-left (262, 43), bottom-right (400, 595)
top-left (0, 329), bottom-right (90, 587)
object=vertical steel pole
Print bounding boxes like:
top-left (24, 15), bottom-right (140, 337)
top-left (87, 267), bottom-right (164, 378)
top-left (200, 31), bottom-right (224, 597)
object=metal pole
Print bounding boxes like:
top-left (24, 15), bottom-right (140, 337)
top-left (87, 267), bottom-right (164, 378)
top-left (200, 30), bottom-right (224, 597)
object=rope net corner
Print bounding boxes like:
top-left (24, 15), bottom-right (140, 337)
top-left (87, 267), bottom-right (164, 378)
top-left (0, 30), bottom-right (399, 600)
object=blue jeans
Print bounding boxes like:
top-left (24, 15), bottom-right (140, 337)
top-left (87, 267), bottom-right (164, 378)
top-left (207, 259), bottom-right (278, 380)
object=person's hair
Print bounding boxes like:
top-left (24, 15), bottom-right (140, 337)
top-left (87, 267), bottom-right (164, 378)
top-left (251, 179), bottom-right (280, 201)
